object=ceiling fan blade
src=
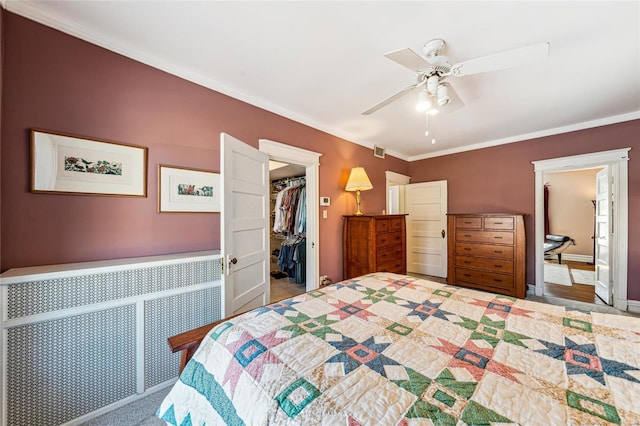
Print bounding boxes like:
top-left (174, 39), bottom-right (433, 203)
top-left (450, 42), bottom-right (550, 77)
top-left (438, 83), bottom-right (465, 114)
top-left (362, 83), bottom-right (418, 115)
top-left (384, 48), bottom-right (431, 72)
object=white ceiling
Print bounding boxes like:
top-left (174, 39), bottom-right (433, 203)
top-left (6, 1), bottom-right (640, 161)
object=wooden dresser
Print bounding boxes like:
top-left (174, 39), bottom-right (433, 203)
top-left (343, 215), bottom-right (407, 279)
top-left (447, 214), bottom-right (526, 298)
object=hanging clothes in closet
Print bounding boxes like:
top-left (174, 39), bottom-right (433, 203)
top-left (273, 181), bottom-right (306, 234)
top-left (277, 235), bottom-right (306, 284)
top-left (272, 176), bottom-right (306, 284)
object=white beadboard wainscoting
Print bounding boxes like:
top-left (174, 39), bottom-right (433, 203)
top-left (0, 251), bottom-right (222, 426)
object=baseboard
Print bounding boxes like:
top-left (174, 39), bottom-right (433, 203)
top-left (627, 300), bottom-right (640, 314)
top-left (558, 254), bottom-right (593, 263)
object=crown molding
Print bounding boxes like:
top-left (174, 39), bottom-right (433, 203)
top-left (4, 0), bottom-right (400, 159)
top-left (5, 1), bottom-right (637, 165)
top-left (409, 111), bottom-right (640, 162)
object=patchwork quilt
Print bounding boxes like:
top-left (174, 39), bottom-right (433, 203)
top-left (158, 273), bottom-right (640, 425)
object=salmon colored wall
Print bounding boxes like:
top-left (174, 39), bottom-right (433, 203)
top-left (409, 120), bottom-right (640, 300)
top-left (545, 169), bottom-right (600, 257)
top-left (0, 12), bottom-right (409, 282)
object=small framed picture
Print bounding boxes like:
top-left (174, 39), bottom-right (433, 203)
top-left (158, 165), bottom-right (220, 213)
top-left (31, 129), bottom-right (147, 197)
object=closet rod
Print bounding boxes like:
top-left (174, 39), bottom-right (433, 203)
top-left (272, 175), bottom-right (305, 187)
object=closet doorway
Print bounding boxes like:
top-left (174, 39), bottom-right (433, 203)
top-left (270, 164), bottom-right (307, 302)
top-left (260, 139), bottom-right (321, 303)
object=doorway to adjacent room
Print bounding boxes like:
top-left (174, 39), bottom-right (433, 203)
top-left (533, 148), bottom-right (630, 311)
top-left (542, 168), bottom-right (602, 304)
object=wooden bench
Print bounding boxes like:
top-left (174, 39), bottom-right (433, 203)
top-left (168, 312), bottom-right (245, 373)
top-left (168, 296), bottom-right (296, 373)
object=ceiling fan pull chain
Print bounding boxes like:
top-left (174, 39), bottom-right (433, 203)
top-left (431, 114), bottom-right (436, 145)
top-left (424, 112), bottom-right (429, 137)
top-left (425, 113), bottom-right (436, 144)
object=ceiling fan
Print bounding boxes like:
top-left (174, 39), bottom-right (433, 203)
top-left (362, 39), bottom-right (550, 116)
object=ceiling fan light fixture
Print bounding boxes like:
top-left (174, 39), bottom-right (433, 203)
top-left (427, 75), bottom-right (440, 94)
top-left (437, 84), bottom-right (451, 106)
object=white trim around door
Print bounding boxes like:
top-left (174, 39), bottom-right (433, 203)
top-left (532, 148), bottom-right (630, 310)
top-left (259, 139), bottom-right (322, 291)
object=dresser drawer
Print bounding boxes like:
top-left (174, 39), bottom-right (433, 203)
top-left (456, 217), bottom-right (482, 229)
top-left (375, 218), bottom-right (390, 233)
top-left (377, 244), bottom-right (403, 263)
top-left (455, 267), bottom-right (514, 290)
top-left (484, 217), bottom-right (514, 230)
top-left (377, 259), bottom-right (405, 274)
top-left (455, 243), bottom-right (514, 259)
top-left (390, 217), bottom-right (404, 230)
top-left (455, 255), bottom-right (514, 273)
top-left (376, 231), bottom-right (402, 247)
top-left (456, 230), bottom-right (514, 245)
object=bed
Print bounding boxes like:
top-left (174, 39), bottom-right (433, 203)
top-left (157, 272), bottom-right (640, 425)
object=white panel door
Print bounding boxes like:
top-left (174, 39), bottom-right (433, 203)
top-left (405, 181), bottom-right (447, 277)
top-left (221, 133), bottom-right (270, 316)
top-left (594, 167), bottom-right (612, 305)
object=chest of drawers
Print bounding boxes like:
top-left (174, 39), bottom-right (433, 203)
top-left (343, 215), bottom-right (407, 280)
top-left (447, 214), bottom-right (526, 298)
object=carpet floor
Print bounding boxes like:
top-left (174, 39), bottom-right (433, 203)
top-left (80, 387), bottom-right (169, 426)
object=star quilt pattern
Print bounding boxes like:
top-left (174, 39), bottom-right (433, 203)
top-left (158, 273), bottom-right (640, 425)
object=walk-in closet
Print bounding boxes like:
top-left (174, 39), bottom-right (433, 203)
top-left (270, 161), bottom-right (307, 302)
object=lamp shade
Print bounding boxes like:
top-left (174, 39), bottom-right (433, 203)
top-left (345, 167), bottom-right (373, 192)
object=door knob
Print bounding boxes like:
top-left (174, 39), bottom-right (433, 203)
top-left (230, 257), bottom-right (238, 265)
top-left (441, 229), bottom-right (446, 239)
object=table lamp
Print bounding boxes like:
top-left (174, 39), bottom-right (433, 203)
top-left (345, 167), bottom-right (373, 215)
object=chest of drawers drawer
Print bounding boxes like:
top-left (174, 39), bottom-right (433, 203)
top-left (375, 218), bottom-right (390, 233)
top-left (377, 244), bottom-right (403, 263)
top-left (376, 231), bottom-right (402, 247)
top-left (455, 255), bottom-right (514, 274)
top-left (389, 217), bottom-right (404, 230)
top-left (455, 243), bottom-right (514, 259)
top-left (455, 230), bottom-right (514, 245)
top-left (455, 217), bottom-right (482, 229)
top-left (378, 258), bottom-right (405, 274)
top-left (455, 267), bottom-right (514, 291)
top-left (484, 216), bottom-right (514, 230)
